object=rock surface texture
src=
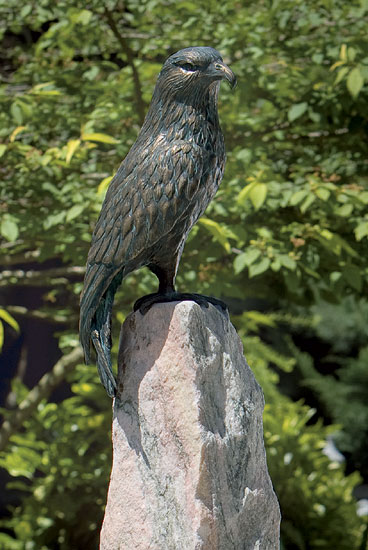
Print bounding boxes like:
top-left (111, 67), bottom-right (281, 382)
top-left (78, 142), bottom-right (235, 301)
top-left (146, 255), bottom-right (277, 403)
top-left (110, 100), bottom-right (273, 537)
top-left (100, 301), bottom-right (280, 550)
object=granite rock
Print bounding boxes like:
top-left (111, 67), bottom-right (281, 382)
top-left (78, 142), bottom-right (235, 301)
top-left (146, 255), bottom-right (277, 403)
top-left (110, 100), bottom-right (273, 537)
top-left (100, 301), bottom-right (280, 550)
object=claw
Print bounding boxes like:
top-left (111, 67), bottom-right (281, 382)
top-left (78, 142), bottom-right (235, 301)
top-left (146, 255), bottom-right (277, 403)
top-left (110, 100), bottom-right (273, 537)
top-left (133, 292), bottom-right (228, 315)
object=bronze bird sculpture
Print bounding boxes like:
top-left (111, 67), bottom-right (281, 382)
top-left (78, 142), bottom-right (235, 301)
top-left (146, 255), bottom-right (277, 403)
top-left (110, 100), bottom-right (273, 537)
top-left (80, 46), bottom-right (236, 397)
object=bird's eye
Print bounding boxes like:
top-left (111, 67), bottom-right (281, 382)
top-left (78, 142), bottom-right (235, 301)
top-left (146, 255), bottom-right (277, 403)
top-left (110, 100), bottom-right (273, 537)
top-left (180, 63), bottom-right (199, 72)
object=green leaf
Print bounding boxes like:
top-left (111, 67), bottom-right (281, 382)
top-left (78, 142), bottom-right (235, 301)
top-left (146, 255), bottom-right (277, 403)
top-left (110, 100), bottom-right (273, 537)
top-left (315, 229), bottom-right (341, 255)
top-left (198, 218), bottom-right (231, 252)
top-left (317, 229), bottom-right (358, 257)
top-left (278, 254), bottom-right (297, 271)
top-left (74, 9), bottom-right (93, 25)
top-left (300, 263), bottom-right (320, 279)
top-left (0, 447), bottom-right (40, 478)
top-left (358, 192), bottom-right (368, 204)
top-left (271, 259), bottom-right (281, 271)
top-left (248, 257), bottom-right (270, 278)
top-left (0, 144), bottom-right (7, 158)
top-left (288, 102), bottom-right (308, 122)
top-left (249, 183), bottom-right (267, 210)
top-left (246, 311), bottom-right (276, 327)
top-left (98, 176), bottom-right (113, 196)
top-left (354, 221), bottom-right (368, 241)
top-left (81, 133), bottom-right (120, 144)
top-left (234, 253), bottom-right (247, 274)
top-left (0, 309), bottom-right (20, 333)
top-left (300, 193), bottom-right (316, 213)
top-left (10, 126), bottom-right (27, 142)
top-left (336, 203), bottom-right (353, 217)
top-left (237, 181), bottom-right (257, 206)
top-left (312, 53), bottom-right (323, 64)
top-left (289, 190), bottom-right (309, 206)
top-left (347, 47), bottom-right (357, 61)
top-left (42, 182), bottom-right (61, 196)
top-left (83, 66), bottom-right (100, 81)
top-left (65, 139), bottom-right (81, 164)
top-left (335, 235), bottom-right (358, 258)
top-left (43, 212), bottom-right (65, 230)
top-left (20, 5), bottom-right (32, 17)
top-left (315, 188), bottom-right (331, 201)
top-left (29, 81), bottom-right (61, 95)
top-left (17, 100), bottom-right (32, 120)
top-left (340, 44), bottom-right (347, 61)
top-left (343, 265), bottom-right (362, 291)
top-left (308, 110), bottom-right (321, 123)
top-left (347, 68), bottom-right (364, 98)
top-left (0, 531), bottom-right (22, 549)
top-left (66, 204), bottom-right (84, 222)
top-left (1, 215), bottom-right (19, 242)
top-left (334, 66), bottom-right (349, 85)
top-left (330, 271), bottom-right (342, 283)
top-left (234, 248), bottom-right (261, 274)
top-left (10, 102), bottom-right (23, 125)
top-left (0, 321), bottom-right (3, 353)
top-left (235, 148), bottom-right (252, 163)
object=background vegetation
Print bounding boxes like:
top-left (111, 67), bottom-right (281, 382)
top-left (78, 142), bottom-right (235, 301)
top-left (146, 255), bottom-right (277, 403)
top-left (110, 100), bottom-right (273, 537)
top-left (0, 0), bottom-right (367, 548)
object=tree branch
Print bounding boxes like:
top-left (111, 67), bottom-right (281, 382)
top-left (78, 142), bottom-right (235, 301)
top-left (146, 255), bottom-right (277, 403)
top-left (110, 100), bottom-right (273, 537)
top-left (1, 249), bottom-right (41, 267)
top-left (0, 346), bottom-right (84, 452)
top-left (6, 305), bottom-right (71, 324)
top-left (0, 266), bottom-right (85, 287)
top-left (104, 7), bottom-right (146, 125)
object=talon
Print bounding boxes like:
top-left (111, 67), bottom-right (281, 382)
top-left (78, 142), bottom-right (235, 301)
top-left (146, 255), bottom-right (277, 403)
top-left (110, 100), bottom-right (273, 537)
top-left (133, 292), bottom-right (228, 315)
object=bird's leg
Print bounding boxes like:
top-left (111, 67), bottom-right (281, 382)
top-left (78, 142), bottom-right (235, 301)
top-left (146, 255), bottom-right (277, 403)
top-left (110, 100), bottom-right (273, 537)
top-left (134, 264), bottom-right (228, 315)
top-left (133, 264), bottom-right (176, 313)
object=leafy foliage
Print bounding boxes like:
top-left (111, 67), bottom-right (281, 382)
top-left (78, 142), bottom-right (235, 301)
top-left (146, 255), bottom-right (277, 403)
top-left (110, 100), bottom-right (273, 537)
top-left (264, 400), bottom-right (363, 550)
top-left (293, 297), bottom-right (368, 480)
top-left (0, 310), bottom-right (19, 353)
top-left (0, 368), bottom-right (111, 550)
top-left (1, 0), bottom-right (367, 548)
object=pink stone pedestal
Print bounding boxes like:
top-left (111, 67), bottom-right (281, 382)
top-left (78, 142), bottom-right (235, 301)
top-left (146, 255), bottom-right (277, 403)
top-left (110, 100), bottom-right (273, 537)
top-left (100, 301), bottom-right (280, 550)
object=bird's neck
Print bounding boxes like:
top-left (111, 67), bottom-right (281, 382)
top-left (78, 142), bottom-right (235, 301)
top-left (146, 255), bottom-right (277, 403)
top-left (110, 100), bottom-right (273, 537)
top-left (140, 83), bottom-right (221, 145)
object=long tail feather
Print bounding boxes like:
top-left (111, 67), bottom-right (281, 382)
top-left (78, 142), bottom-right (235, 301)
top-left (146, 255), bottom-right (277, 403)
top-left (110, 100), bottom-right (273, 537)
top-left (80, 263), bottom-right (122, 397)
top-left (91, 327), bottom-right (116, 398)
top-left (91, 284), bottom-right (118, 397)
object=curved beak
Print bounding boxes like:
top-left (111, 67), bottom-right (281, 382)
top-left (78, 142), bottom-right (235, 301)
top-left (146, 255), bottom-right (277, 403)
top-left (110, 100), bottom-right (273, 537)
top-left (207, 61), bottom-right (237, 89)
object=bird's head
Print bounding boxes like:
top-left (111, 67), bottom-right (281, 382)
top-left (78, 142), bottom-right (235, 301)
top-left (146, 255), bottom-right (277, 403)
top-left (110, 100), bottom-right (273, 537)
top-left (155, 46), bottom-right (236, 103)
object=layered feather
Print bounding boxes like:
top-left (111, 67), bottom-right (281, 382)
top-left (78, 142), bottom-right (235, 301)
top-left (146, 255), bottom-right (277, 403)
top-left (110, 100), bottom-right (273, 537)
top-left (80, 47), bottom-right (227, 396)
